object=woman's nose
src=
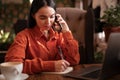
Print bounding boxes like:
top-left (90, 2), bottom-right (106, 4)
top-left (46, 18), bottom-right (51, 25)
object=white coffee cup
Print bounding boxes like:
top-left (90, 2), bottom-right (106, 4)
top-left (0, 62), bottom-right (23, 80)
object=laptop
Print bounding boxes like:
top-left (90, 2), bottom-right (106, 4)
top-left (64, 33), bottom-right (120, 80)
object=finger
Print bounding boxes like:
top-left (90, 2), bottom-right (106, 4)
top-left (55, 14), bottom-right (61, 17)
top-left (60, 60), bottom-right (70, 70)
top-left (61, 61), bottom-right (68, 69)
top-left (61, 65), bottom-right (66, 72)
top-left (55, 60), bottom-right (66, 72)
top-left (55, 14), bottom-right (63, 21)
top-left (55, 64), bottom-right (66, 72)
top-left (63, 60), bottom-right (70, 66)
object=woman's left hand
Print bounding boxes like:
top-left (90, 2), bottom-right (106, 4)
top-left (55, 14), bottom-right (70, 33)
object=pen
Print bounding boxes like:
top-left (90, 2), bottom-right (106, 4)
top-left (58, 46), bottom-right (64, 60)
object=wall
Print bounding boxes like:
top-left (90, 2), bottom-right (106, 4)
top-left (55, 0), bottom-right (75, 7)
top-left (0, 0), bottom-right (30, 32)
top-left (0, 0), bottom-right (30, 50)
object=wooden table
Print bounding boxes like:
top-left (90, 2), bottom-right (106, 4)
top-left (0, 63), bottom-right (119, 80)
top-left (26, 64), bottom-right (102, 80)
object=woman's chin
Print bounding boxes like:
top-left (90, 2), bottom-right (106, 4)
top-left (41, 27), bottom-right (51, 31)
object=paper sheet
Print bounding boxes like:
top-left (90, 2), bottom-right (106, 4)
top-left (42, 67), bottom-right (73, 74)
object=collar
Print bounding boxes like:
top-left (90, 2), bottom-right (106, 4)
top-left (30, 26), bottom-right (59, 40)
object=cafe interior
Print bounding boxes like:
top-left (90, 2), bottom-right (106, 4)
top-left (0, 0), bottom-right (120, 80)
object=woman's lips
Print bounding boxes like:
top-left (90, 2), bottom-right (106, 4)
top-left (41, 26), bottom-right (51, 30)
top-left (44, 25), bottom-right (51, 28)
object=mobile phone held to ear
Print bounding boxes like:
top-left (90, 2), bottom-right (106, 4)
top-left (52, 15), bottom-right (62, 33)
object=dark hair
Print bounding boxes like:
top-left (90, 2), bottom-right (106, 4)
top-left (28, 0), bottom-right (56, 28)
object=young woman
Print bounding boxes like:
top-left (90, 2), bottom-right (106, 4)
top-left (5, 0), bottom-right (80, 74)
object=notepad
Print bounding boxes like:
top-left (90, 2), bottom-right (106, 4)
top-left (42, 67), bottom-right (73, 74)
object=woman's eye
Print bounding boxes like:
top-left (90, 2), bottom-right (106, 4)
top-left (38, 15), bottom-right (47, 20)
top-left (38, 15), bottom-right (55, 20)
top-left (39, 17), bottom-right (46, 20)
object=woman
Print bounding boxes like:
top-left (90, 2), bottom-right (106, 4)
top-left (5, 0), bottom-right (80, 74)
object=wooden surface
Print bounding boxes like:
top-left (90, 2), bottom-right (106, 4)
top-left (0, 63), bottom-right (119, 80)
top-left (26, 64), bottom-right (102, 80)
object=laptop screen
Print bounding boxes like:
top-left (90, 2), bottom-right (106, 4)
top-left (99, 33), bottom-right (120, 80)
top-left (63, 33), bottom-right (120, 80)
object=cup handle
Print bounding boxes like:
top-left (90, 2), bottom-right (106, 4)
top-left (13, 68), bottom-right (20, 75)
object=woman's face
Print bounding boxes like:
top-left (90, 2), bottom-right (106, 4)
top-left (33, 6), bottom-right (56, 31)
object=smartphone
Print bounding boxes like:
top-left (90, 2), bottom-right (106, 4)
top-left (52, 15), bottom-right (62, 33)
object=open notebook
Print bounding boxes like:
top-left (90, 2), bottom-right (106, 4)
top-left (64, 33), bottom-right (120, 80)
top-left (42, 67), bottom-right (73, 74)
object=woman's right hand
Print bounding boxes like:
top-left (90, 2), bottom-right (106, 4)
top-left (54, 60), bottom-right (70, 72)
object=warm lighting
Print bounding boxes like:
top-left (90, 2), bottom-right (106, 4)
top-left (29, 0), bottom-right (33, 4)
top-left (98, 31), bottom-right (105, 41)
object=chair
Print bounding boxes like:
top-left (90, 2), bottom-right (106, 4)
top-left (85, 8), bottom-right (95, 63)
top-left (56, 8), bottom-right (86, 47)
top-left (56, 7), bottom-right (95, 64)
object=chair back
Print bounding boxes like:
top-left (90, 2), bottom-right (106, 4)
top-left (57, 7), bottom-right (95, 64)
top-left (56, 7), bottom-right (87, 47)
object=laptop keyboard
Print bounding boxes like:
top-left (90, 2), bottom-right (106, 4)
top-left (63, 66), bottom-right (102, 79)
top-left (82, 69), bottom-right (100, 79)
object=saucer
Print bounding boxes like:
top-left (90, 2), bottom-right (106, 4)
top-left (0, 73), bottom-right (29, 80)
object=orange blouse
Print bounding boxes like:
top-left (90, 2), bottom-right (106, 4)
top-left (5, 26), bottom-right (80, 74)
